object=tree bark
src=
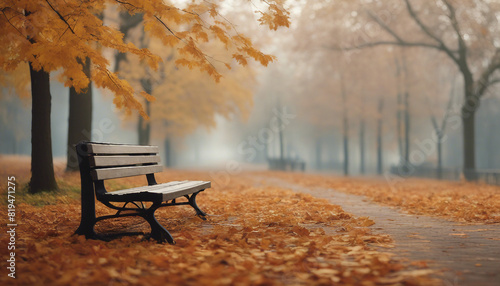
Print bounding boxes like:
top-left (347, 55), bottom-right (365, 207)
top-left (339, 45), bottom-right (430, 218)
top-left (461, 72), bottom-right (478, 181)
top-left (66, 57), bottom-right (93, 171)
top-left (137, 100), bottom-right (151, 145)
top-left (404, 91), bottom-right (410, 163)
top-left (359, 118), bottom-right (365, 174)
top-left (462, 100), bottom-right (477, 180)
top-left (138, 79), bottom-right (152, 145)
top-left (437, 135), bottom-right (442, 179)
top-left (340, 75), bottom-right (349, 176)
top-left (29, 62), bottom-right (58, 193)
top-left (400, 51), bottom-right (410, 164)
top-left (114, 12), bottom-right (143, 73)
top-left (462, 113), bottom-right (476, 180)
top-left (397, 92), bottom-right (403, 162)
top-left (377, 98), bottom-right (384, 175)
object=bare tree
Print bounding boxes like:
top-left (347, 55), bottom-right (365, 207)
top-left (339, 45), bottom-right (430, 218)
top-left (347, 0), bottom-right (500, 181)
top-left (425, 77), bottom-right (456, 179)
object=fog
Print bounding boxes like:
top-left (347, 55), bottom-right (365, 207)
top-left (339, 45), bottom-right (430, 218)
top-left (2, 0), bottom-right (500, 181)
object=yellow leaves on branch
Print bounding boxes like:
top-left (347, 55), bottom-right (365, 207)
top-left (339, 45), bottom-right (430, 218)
top-left (257, 3), bottom-right (291, 31)
top-left (1, 0), bottom-right (161, 115)
top-left (0, 63), bottom-right (30, 99)
top-left (148, 57), bottom-right (254, 137)
top-left (0, 0), bottom-right (290, 117)
top-left (92, 65), bottom-right (150, 119)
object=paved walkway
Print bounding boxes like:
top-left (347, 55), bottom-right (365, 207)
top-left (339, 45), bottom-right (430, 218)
top-left (255, 176), bottom-right (500, 286)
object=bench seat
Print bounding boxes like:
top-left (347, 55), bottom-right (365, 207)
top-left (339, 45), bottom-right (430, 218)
top-left (100, 180), bottom-right (211, 202)
top-left (74, 142), bottom-right (211, 244)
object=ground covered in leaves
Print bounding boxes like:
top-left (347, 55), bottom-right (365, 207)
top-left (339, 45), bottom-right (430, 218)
top-left (261, 172), bottom-right (500, 224)
top-left (0, 156), bottom-right (456, 285)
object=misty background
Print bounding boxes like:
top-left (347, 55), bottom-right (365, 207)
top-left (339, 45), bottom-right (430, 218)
top-left (1, 0), bottom-right (500, 179)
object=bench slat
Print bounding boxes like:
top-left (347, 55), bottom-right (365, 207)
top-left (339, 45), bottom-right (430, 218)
top-left (91, 155), bottom-right (161, 167)
top-left (87, 143), bottom-right (159, 155)
top-left (91, 165), bottom-right (164, 180)
top-left (160, 181), bottom-right (210, 201)
top-left (107, 180), bottom-right (190, 195)
top-left (101, 181), bottom-right (211, 202)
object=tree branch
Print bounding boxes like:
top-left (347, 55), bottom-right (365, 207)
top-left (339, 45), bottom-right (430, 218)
top-left (486, 77), bottom-right (500, 87)
top-left (153, 15), bottom-right (182, 41)
top-left (403, 0), bottom-right (459, 65)
top-left (441, 0), bottom-right (467, 65)
top-left (332, 40), bottom-right (444, 52)
top-left (45, 0), bottom-right (75, 35)
top-left (441, 79), bottom-right (456, 132)
top-left (1, 9), bottom-right (26, 39)
top-left (365, 10), bottom-right (405, 43)
top-left (475, 49), bottom-right (500, 97)
top-left (332, 5), bottom-right (459, 59)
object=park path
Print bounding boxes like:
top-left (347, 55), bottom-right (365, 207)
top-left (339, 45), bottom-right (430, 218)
top-left (252, 175), bottom-right (500, 286)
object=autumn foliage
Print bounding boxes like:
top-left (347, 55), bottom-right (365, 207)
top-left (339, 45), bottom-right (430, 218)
top-left (0, 156), bottom-right (441, 285)
top-left (266, 172), bottom-right (500, 224)
top-left (119, 42), bottom-right (254, 137)
top-left (0, 0), bottom-right (289, 116)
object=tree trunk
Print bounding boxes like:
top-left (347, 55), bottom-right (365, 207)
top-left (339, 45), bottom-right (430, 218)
top-left (462, 74), bottom-right (478, 181)
top-left (340, 76), bottom-right (349, 176)
top-left (115, 12), bottom-right (143, 73)
top-left (164, 137), bottom-right (171, 167)
top-left (343, 131), bottom-right (349, 176)
top-left (462, 104), bottom-right (476, 180)
top-left (29, 62), bottom-right (58, 193)
top-left (138, 78), bottom-right (152, 145)
top-left (66, 57), bottom-right (93, 171)
top-left (377, 98), bottom-right (384, 175)
top-left (137, 103), bottom-right (151, 145)
top-left (278, 118), bottom-right (284, 162)
top-left (359, 118), bottom-right (365, 174)
top-left (437, 135), bottom-right (442, 179)
top-left (397, 92), bottom-right (403, 162)
top-left (404, 91), bottom-right (410, 163)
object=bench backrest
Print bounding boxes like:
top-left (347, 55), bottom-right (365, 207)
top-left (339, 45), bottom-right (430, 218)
top-left (79, 142), bottom-right (163, 181)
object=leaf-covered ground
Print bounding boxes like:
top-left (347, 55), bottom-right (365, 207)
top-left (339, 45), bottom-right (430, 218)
top-left (0, 156), bottom-right (455, 285)
top-left (260, 171), bottom-right (500, 224)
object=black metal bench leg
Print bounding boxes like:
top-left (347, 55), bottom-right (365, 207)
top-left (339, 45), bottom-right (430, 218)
top-left (143, 202), bottom-right (176, 244)
top-left (189, 191), bottom-right (207, 220)
top-left (75, 220), bottom-right (97, 239)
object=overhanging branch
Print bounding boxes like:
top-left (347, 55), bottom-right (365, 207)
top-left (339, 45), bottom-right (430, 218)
top-left (331, 40), bottom-right (444, 52)
top-left (331, 4), bottom-right (459, 63)
top-left (476, 49), bottom-right (500, 97)
top-left (441, 0), bottom-right (467, 63)
top-left (45, 0), bottom-right (75, 35)
top-left (403, 0), bottom-right (459, 65)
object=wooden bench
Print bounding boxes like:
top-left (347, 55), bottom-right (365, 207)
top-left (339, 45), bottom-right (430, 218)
top-left (74, 142), bottom-right (211, 244)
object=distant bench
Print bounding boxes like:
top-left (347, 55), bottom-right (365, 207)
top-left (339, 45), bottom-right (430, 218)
top-left (268, 158), bottom-right (306, 171)
top-left (74, 142), bottom-right (211, 244)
